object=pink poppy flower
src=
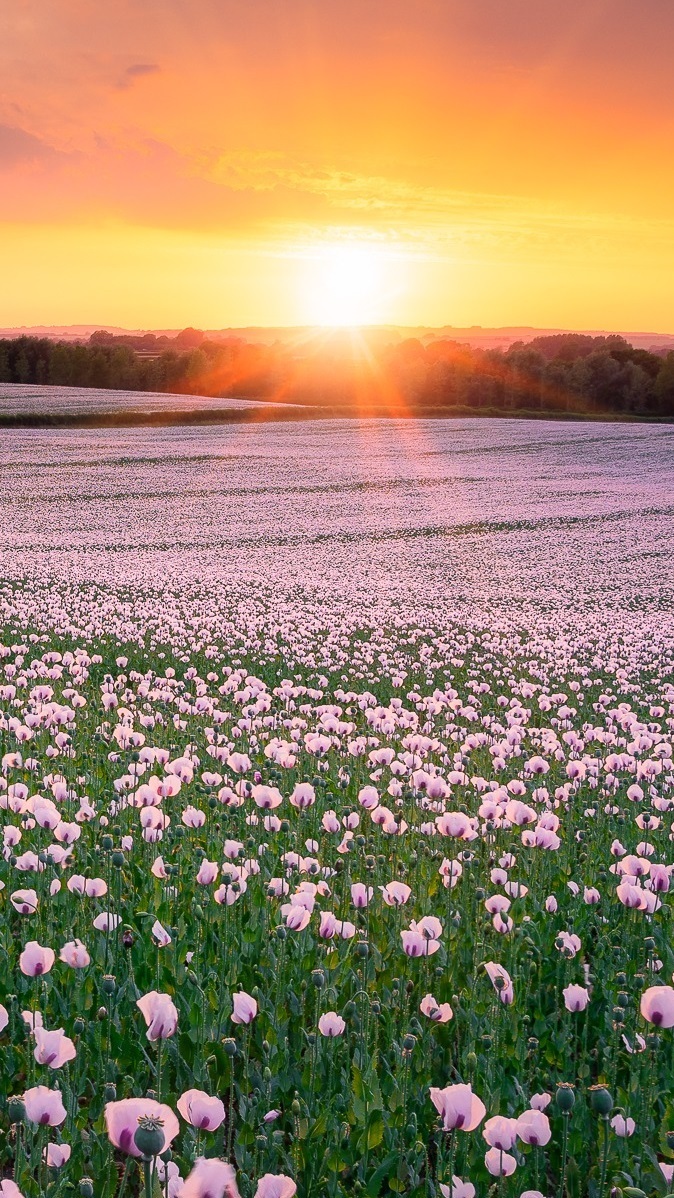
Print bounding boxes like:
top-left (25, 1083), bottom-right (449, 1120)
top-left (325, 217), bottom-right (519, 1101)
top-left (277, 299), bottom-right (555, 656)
top-left (152, 920), bottom-right (172, 948)
top-left (611, 1114), bottom-right (635, 1137)
top-left (0, 1005), bottom-right (8, 1034)
top-left (0, 1183), bottom-right (26, 1198)
top-left (44, 1142), bottom-right (72, 1167)
top-left (484, 1147), bottom-right (517, 1177)
top-left (484, 962), bottom-right (514, 1005)
top-left (380, 881), bottom-right (411, 906)
top-left (231, 991), bottom-right (257, 1025)
top-left (10, 889), bottom-right (38, 914)
top-left (516, 1109), bottom-right (551, 1146)
top-left (19, 941), bottom-right (55, 977)
top-left (429, 1084), bottom-right (486, 1132)
top-left (289, 783), bottom-right (315, 810)
top-left (563, 985), bottom-right (590, 1013)
top-left (641, 985), bottom-right (674, 1027)
top-left (318, 1012), bottom-right (346, 1037)
top-left (420, 994), bottom-right (453, 1023)
top-left (351, 883), bottom-right (373, 908)
top-left (401, 930), bottom-right (440, 957)
top-left (196, 860), bottom-right (219, 885)
top-left (319, 912), bottom-right (337, 939)
top-left (284, 905), bottom-right (311, 931)
top-left (59, 940), bottom-right (90, 969)
top-left (23, 1086), bottom-right (67, 1127)
top-left (254, 1176), bottom-right (297, 1198)
top-left (483, 1116), bottom-right (518, 1151)
top-left (180, 1157), bottom-right (240, 1198)
top-left (136, 991), bottom-right (179, 1040)
top-left (33, 1027), bottom-right (77, 1069)
top-left (105, 1098), bottom-right (180, 1157)
top-left (177, 1089), bottom-right (226, 1131)
top-left (440, 1179), bottom-right (475, 1198)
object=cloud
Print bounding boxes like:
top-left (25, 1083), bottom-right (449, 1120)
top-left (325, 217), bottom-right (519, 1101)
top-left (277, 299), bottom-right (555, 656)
top-left (0, 124), bottom-right (64, 169)
top-left (116, 62), bottom-right (161, 89)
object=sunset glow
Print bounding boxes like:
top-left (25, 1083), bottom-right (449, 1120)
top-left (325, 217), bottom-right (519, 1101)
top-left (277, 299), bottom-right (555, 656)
top-left (1, 0), bottom-right (674, 330)
top-left (299, 244), bottom-right (404, 327)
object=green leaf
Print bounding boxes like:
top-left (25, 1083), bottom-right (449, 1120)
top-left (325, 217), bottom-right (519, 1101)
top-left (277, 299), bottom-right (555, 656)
top-left (366, 1153), bottom-right (399, 1197)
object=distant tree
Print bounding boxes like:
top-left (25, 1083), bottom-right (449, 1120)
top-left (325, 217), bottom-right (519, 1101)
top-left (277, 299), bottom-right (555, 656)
top-left (654, 353), bottom-right (674, 416)
top-left (15, 350), bottom-right (31, 384)
top-left (175, 327), bottom-right (205, 349)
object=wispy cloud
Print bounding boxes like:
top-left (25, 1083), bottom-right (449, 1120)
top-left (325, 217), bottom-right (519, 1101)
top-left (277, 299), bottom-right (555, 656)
top-left (116, 63), bottom-right (161, 90)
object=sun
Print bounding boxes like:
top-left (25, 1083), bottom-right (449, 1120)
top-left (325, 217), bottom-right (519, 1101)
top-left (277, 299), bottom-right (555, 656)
top-left (301, 243), bottom-right (395, 327)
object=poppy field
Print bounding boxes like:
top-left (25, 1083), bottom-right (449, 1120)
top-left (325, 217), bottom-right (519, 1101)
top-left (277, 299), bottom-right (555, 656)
top-left (0, 413), bottom-right (673, 1198)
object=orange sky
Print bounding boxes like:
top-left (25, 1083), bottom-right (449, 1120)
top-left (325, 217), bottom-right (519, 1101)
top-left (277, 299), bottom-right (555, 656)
top-left (2, 0), bottom-right (674, 330)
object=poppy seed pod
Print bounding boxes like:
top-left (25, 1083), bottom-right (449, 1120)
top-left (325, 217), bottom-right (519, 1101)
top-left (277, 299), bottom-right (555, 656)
top-left (7, 1096), bottom-right (25, 1124)
top-left (134, 1116), bottom-right (166, 1158)
top-left (556, 1084), bottom-right (575, 1112)
top-left (589, 1086), bottom-right (613, 1116)
top-left (79, 1181), bottom-right (94, 1198)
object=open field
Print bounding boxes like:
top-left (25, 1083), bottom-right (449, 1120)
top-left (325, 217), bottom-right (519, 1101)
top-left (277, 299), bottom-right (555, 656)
top-left (0, 412), bottom-right (674, 1197)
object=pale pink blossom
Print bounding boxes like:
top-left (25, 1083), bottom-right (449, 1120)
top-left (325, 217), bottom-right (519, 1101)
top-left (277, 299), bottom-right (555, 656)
top-left (485, 1147), bottom-right (517, 1176)
top-left (59, 940), bottom-right (90, 968)
top-left (177, 1089), bottom-right (226, 1131)
top-left (641, 986), bottom-right (674, 1027)
top-left (19, 941), bottom-right (55, 977)
top-left (231, 991), bottom-right (257, 1025)
top-left (104, 1098), bottom-right (180, 1157)
top-left (180, 1157), bottom-right (240, 1198)
top-left (33, 1027), bottom-right (77, 1069)
top-left (136, 991), bottom-right (179, 1040)
top-left (318, 1011), bottom-right (345, 1037)
top-left (23, 1086), bottom-right (67, 1127)
top-left (516, 1109), bottom-right (551, 1146)
top-left (254, 1177), bottom-right (297, 1198)
top-left (429, 1083), bottom-right (486, 1131)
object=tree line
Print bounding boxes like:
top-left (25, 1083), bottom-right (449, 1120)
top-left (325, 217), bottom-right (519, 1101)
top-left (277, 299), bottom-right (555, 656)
top-left (1, 330), bottom-right (673, 419)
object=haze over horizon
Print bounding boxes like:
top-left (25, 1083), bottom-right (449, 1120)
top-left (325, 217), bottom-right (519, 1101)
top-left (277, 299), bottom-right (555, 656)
top-left (2, 0), bottom-right (674, 331)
